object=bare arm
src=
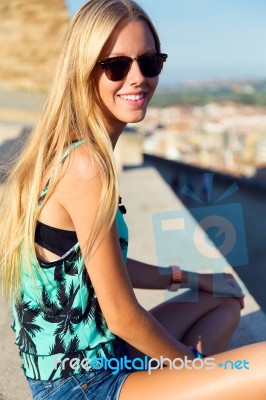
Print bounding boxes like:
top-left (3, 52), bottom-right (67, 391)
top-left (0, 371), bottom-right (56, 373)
top-left (57, 145), bottom-right (194, 361)
top-left (126, 258), bottom-right (193, 290)
top-left (126, 258), bottom-right (172, 289)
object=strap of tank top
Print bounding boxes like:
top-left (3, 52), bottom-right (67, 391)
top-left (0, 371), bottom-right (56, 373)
top-left (37, 139), bottom-right (85, 207)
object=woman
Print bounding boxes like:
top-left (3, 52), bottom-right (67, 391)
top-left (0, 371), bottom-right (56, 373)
top-left (0, 0), bottom-right (265, 399)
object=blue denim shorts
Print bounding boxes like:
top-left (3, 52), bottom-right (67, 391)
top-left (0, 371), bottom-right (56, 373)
top-left (27, 368), bottom-right (132, 400)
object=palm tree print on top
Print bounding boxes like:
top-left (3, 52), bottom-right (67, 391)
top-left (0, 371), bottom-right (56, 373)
top-left (14, 299), bottom-right (43, 380)
top-left (12, 141), bottom-right (129, 380)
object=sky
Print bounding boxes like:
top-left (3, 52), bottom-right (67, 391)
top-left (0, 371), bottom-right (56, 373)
top-left (65, 0), bottom-right (266, 87)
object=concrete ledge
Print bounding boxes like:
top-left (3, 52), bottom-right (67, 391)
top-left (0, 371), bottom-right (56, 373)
top-left (0, 121), bottom-right (26, 147)
top-left (0, 296), bottom-right (31, 400)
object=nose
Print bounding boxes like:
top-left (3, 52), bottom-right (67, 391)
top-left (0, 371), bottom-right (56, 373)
top-left (126, 59), bottom-right (145, 85)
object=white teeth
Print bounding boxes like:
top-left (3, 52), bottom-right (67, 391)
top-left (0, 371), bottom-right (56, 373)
top-left (120, 94), bottom-right (145, 101)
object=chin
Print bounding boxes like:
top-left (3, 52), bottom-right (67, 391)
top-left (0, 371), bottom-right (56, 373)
top-left (125, 111), bottom-right (147, 124)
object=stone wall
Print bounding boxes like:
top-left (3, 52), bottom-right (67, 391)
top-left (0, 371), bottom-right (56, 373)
top-left (0, 0), bottom-right (69, 92)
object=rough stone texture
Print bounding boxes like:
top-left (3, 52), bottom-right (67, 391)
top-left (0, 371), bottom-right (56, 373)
top-left (0, 0), bottom-right (69, 92)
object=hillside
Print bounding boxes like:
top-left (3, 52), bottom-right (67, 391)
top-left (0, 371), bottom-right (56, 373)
top-left (0, 0), bottom-right (69, 92)
top-left (152, 80), bottom-right (266, 107)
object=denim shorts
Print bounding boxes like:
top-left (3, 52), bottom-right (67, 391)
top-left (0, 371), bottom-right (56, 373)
top-left (27, 368), bottom-right (133, 400)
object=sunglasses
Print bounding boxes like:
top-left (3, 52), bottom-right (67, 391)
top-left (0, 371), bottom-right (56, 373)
top-left (97, 53), bottom-right (168, 81)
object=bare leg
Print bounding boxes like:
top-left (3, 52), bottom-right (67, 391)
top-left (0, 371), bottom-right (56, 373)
top-left (181, 293), bottom-right (241, 354)
top-left (127, 289), bottom-right (241, 358)
top-left (119, 342), bottom-right (266, 400)
top-left (150, 289), bottom-right (241, 354)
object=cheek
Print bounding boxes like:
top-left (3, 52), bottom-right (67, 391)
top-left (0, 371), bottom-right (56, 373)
top-left (148, 77), bottom-right (159, 97)
top-left (98, 75), bottom-right (121, 103)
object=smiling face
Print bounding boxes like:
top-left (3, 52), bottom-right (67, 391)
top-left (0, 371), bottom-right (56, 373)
top-left (95, 18), bottom-right (159, 144)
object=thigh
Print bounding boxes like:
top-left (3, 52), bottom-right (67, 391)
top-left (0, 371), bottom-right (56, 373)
top-left (119, 342), bottom-right (266, 400)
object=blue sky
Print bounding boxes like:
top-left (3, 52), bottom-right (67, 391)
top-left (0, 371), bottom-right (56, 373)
top-left (65, 0), bottom-right (266, 86)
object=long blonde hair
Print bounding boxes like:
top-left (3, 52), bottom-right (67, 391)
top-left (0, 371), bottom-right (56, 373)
top-left (0, 0), bottom-right (161, 302)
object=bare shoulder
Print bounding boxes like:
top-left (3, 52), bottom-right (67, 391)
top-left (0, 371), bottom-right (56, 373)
top-left (63, 142), bottom-right (100, 181)
top-left (55, 143), bottom-right (102, 199)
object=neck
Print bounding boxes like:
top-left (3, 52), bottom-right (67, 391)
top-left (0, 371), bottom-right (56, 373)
top-left (105, 122), bottom-right (127, 150)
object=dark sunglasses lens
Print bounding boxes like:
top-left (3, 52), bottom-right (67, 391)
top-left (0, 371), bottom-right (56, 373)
top-left (105, 58), bottom-right (131, 81)
top-left (140, 54), bottom-right (164, 77)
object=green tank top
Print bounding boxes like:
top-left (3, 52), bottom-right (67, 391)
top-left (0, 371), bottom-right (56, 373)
top-left (11, 140), bottom-right (129, 380)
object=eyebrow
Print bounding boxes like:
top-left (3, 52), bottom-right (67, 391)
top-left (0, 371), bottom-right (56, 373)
top-left (102, 49), bottom-right (157, 58)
